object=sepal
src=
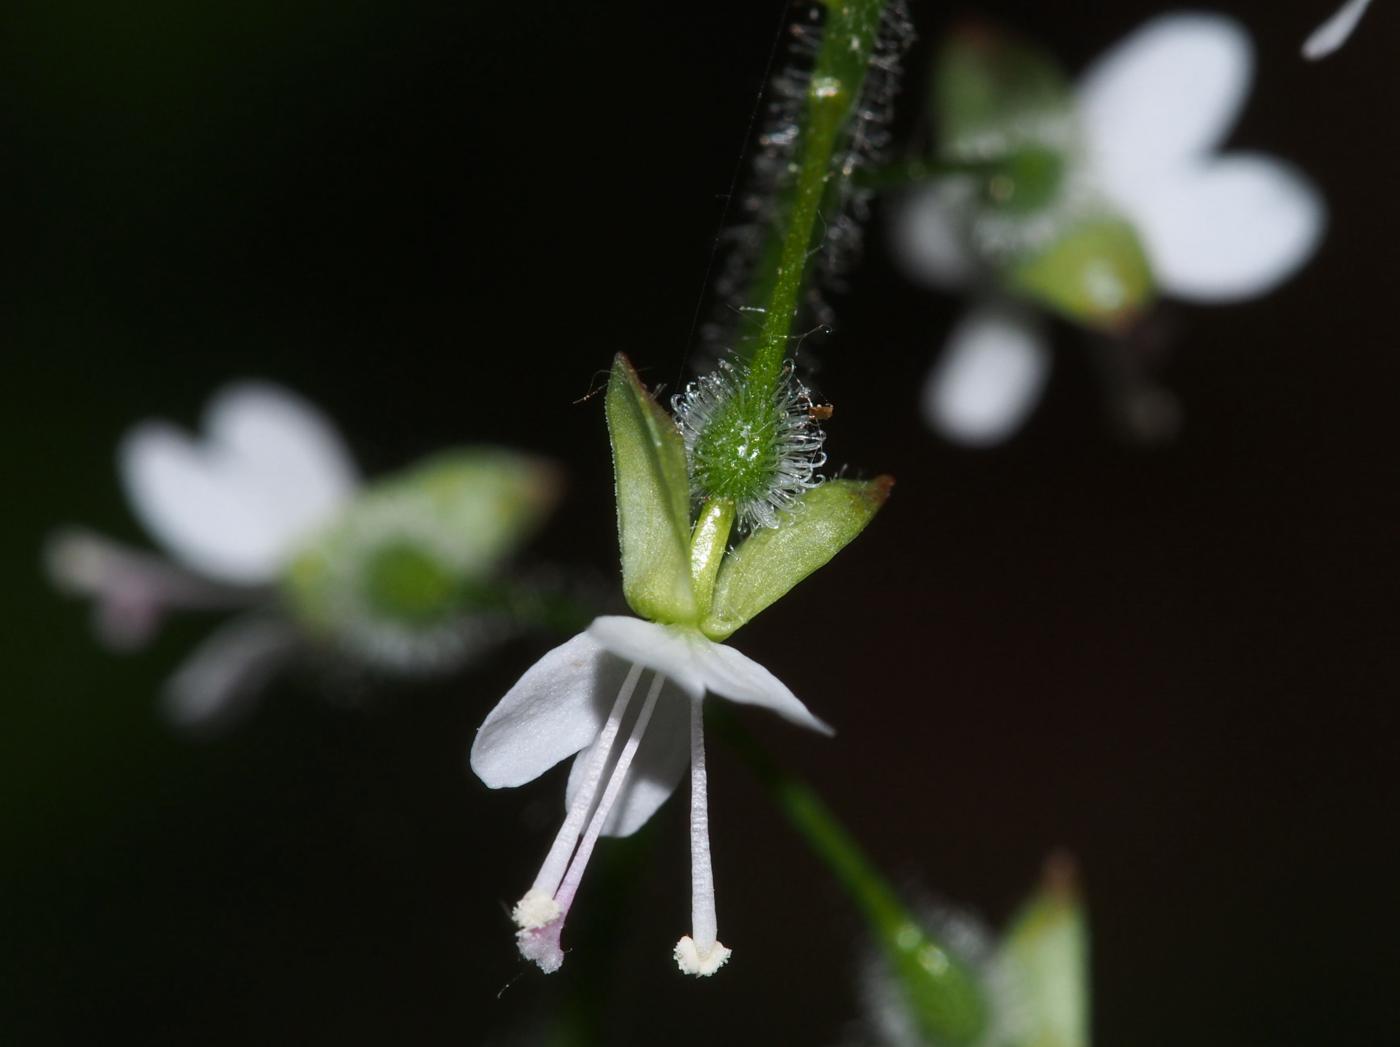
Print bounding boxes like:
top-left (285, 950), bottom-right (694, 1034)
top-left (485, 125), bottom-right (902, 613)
top-left (998, 856), bottom-right (1090, 1047)
top-left (1006, 215), bottom-right (1155, 330)
top-left (605, 354), bottom-right (698, 624)
top-left (701, 477), bottom-right (891, 641)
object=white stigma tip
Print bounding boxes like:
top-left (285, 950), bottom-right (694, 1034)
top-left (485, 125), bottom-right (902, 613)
top-left (673, 936), bottom-right (732, 977)
top-left (511, 888), bottom-right (562, 930)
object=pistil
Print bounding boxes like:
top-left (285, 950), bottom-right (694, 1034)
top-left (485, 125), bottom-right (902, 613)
top-left (674, 695), bottom-right (731, 976)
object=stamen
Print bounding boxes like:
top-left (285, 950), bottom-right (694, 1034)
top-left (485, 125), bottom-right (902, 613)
top-left (514, 662), bottom-right (645, 930)
top-left (515, 670), bottom-right (666, 973)
top-left (674, 696), bottom-right (731, 977)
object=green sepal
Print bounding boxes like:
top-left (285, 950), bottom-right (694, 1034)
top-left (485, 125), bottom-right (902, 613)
top-left (1006, 215), bottom-right (1156, 330)
top-left (605, 353), bottom-right (697, 624)
top-left (283, 447), bottom-right (560, 637)
top-left (999, 857), bottom-right (1090, 1047)
top-left (934, 23), bottom-right (1073, 158)
top-left (701, 477), bottom-right (891, 641)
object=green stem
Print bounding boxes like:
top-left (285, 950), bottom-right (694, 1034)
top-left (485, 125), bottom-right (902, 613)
top-left (746, 0), bottom-right (896, 398)
top-left (715, 709), bottom-right (989, 1045)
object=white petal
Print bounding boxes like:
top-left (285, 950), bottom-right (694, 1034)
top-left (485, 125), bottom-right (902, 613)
top-left (1079, 13), bottom-right (1252, 191)
top-left (120, 422), bottom-right (293, 583)
top-left (470, 632), bottom-right (616, 789)
top-left (1128, 155), bottom-right (1325, 302)
top-left (586, 616), bottom-right (709, 699)
top-left (162, 615), bottom-right (300, 734)
top-left (693, 641), bottom-right (832, 735)
top-left (587, 617), bottom-right (831, 734)
top-left (924, 303), bottom-right (1050, 446)
top-left (889, 183), bottom-right (978, 288)
top-left (205, 382), bottom-right (359, 537)
top-left (564, 681), bottom-right (690, 837)
top-left (1303, 0), bottom-right (1373, 59)
top-left (118, 382), bottom-right (357, 584)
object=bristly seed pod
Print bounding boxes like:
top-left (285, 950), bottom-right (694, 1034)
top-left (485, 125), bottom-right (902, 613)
top-left (672, 358), bottom-right (827, 531)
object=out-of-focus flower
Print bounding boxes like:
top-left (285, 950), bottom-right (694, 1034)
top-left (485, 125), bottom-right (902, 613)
top-left (894, 13), bottom-right (1325, 445)
top-left (1304, 0), bottom-right (1374, 58)
top-left (47, 381), bottom-right (559, 730)
top-left (471, 355), bottom-right (889, 976)
top-left (851, 857), bottom-right (1088, 1047)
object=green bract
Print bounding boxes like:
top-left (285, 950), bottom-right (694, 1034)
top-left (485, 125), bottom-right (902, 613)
top-left (1010, 216), bottom-right (1154, 331)
top-left (703, 478), bottom-right (891, 640)
top-left (998, 860), bottom-right (1090, 1047)
top-left (934, 24), bottom-right (1071, 152)
top-left (605, 353), bottom-right (889, 638)
top-left (606, 354), bottom-right (698, 624)
top-left (932, 23), bottom-right (1157, 329)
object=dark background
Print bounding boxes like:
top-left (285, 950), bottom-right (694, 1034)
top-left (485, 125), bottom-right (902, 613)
top-left (3, 1), bottom-right (1395, 1044)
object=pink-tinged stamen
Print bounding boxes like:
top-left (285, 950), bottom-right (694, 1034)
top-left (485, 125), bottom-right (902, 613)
top-left (515, 669), bottom-right (665, 973)
top-left (528, 662), bottom-right (644, 901)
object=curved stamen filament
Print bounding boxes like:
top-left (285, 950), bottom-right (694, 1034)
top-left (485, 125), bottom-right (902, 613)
top-left (553, 670), bottom-right (665, 913)
top-left (529, 663), bottom-right (644, 900)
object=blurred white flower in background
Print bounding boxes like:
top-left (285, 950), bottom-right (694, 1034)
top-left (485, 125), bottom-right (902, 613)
top-left (1303, 0), bottom-right (1374, 58)
top-left (47, 383), bottom-right (356, 729)
top-left (896, 13), bottom-right (1325, 446)
top-left (47, 381), bottom-right (560, 731)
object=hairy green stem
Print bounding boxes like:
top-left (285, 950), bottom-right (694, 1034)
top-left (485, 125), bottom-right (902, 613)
top-left (747, 0), bottom-right (896, 397)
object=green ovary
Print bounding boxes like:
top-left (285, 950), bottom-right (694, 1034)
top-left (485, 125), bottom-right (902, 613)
top-left (362, 540), bottom-right (463, 627)
top-left (981, 144), bottom-right (1065, 215)
top-left (690, 394), bottom-right (779, 506)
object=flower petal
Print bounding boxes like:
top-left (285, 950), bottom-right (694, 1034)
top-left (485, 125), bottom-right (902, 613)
top-left (564, 681), bottom-right (690, 837)
top-left (162, 615), bottom-right (301, 734)
top-left (1303, 0), bottom-right (1373, 59)
top-left (693, 641), bottom-right (832, 735)
top-left (118, 383), bottom-right (357, 583)
top-left (924, 302), bottom-right (1050, 446)
top-left (1127, 155), bottom-right (1325, 302)
top-left (206, 382), bottom-right (359, 540)
top-left (586, 616), bottom-right (709, 699)
top-left (890, 183), bottom-right (978, 288)
top-left (1078, 13), bottom-right (1252, 190)
top-left (586, 617), bottom-right (831, 734)
top-left (119, 422), bottom-right (293, 583)
top-left (470, 632), bottom-right (616, 788)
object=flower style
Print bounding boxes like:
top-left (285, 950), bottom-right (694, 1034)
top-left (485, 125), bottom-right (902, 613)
top-left (48, 381), bottom-right (558, 728)
top-left (1304, 0), bottom-right (1374, 59)
top-left (893, 13), bottom-right (1326, 445)
top-left (470, 355), bottom-right (890, 976)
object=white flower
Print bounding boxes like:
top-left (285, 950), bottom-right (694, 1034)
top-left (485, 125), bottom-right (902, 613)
top-left (119, 381), bottom-right (359, 584)
top-left (470, 615), bottom-right (831, 976)
top-left (1303, 0), bottom-right (1374, 59)
top-left (896, 13), bottom-right (1325, 445)
top-left (47, 381), bottom-right (359, 728)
